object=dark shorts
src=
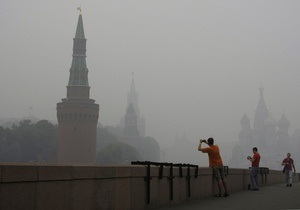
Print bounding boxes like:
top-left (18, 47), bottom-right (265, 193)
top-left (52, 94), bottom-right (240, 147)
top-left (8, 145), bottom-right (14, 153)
top-left (212, 166), bottom-right (225, 181)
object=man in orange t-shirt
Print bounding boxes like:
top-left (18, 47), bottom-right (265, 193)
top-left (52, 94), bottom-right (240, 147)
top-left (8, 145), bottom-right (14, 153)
top-left (198, 137), bottom-right (229, 197)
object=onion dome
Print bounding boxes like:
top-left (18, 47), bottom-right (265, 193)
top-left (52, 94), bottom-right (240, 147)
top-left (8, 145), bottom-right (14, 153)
top-left (278, 113), bottom-right (290, 128)
top-left (265, 112), bottom-right (277, 126)
top-left (240, 114), bottom-right (250, 125)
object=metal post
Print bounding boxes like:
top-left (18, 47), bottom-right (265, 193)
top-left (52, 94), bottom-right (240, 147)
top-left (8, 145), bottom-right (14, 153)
top-left (187, 164), bottom-right (191, 197)
top-left (168, 163), bottom-right (174, 201)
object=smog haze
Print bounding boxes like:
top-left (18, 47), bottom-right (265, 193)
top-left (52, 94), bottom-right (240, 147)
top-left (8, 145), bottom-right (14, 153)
top-left (1, 0), bottom-right (300, 151)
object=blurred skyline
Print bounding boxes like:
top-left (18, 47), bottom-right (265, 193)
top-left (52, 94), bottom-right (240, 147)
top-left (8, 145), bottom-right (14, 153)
top-left (1, 1), bottom-right (300, 148)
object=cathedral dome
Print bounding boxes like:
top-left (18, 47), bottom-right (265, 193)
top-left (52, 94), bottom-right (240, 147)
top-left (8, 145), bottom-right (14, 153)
top-left (278, 113), bottom-right (290, 128)
top-left (265, 113), bottom-right (277, 125)
top-left (240, 114), bottom-right (250, 125)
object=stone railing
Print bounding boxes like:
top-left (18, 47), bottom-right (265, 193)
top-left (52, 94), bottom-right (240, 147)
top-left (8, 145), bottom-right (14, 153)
top-left (0, 162), bottom-right (297, 210)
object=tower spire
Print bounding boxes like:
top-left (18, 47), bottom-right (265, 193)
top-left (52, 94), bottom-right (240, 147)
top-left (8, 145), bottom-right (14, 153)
top-left (254, 87), bottom-right (269, 130)
top-left (130, 72), bottom-right (136, 93)
top-left (75, 12), bottom-right (85, 39)
top-left (67, 13), bottom-right (89, 99)
top-left (127, 72), bottom-right (138, 115)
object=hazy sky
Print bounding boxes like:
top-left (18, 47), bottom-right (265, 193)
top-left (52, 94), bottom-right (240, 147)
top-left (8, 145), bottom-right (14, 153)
top-left (1, 1), bottom-right (300, 148)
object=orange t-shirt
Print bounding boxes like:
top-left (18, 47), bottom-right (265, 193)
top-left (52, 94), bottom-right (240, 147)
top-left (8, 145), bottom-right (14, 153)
top-left (200, 145), bottom-right (223, 167)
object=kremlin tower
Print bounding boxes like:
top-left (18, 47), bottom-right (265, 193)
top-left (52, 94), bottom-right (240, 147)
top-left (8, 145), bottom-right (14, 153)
top-left (56, 11), bottom-right (99, 164)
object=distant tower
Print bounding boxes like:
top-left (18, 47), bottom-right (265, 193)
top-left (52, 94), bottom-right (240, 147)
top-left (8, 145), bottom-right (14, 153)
top-left (277, 113), bottom-right (291, 153)
top-left (127, 74), bottom-right (139, 116)
top-left (121, 74), bottom-right (145, 136)
top-left (254, 87), bottom-right (269, 130)
top-left (56, 11), bottom-right (99, 164)
top-left (238, 114), bottom-right (253, 151)
top-left (253, 87), bottom-right (269, 149)
top-left (123, 103), bottom-right (139, 137)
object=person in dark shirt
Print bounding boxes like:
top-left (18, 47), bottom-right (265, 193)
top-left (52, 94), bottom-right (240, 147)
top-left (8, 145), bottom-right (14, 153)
top-left (247, 147), bottom-right (261, 191)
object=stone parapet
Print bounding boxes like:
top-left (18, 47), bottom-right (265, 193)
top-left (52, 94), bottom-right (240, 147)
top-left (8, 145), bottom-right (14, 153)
top-left (0, 163), bottom-right (297, 210)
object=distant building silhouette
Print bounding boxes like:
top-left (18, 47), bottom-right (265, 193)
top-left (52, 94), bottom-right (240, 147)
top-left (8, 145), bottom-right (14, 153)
top-left (123, 103), bottom-right (139, 137)
top-left (119, 76), bottom-right (159, 161)
top-left (253, 87), bottom-right (269, 150)
top-left (56, 13), bottom-right (99, 164)
top-left (231, 87), bottom-right (292, 169)
top-left (239, 114), bottom-right (253, 151)
top-left (120, 75), bottom-right (145, 137)
top-left (277, 113), bottom-right (291, 153)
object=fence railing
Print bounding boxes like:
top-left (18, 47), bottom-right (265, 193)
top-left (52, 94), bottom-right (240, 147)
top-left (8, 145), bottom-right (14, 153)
top-left (131, 161), bottom-right (199, 203)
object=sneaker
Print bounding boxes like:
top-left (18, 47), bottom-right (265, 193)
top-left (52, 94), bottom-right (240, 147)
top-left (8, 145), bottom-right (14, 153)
top-left (223, 192), bottom-right (230, 197)
top-left (290, 183), bottom-right (292, 187)
top-left (286, 184), bottom-right (289, 187)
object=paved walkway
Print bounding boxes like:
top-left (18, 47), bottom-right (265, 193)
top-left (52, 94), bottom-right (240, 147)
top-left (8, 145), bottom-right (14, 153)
top-left (158, 182), bottom-right (300, 210)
